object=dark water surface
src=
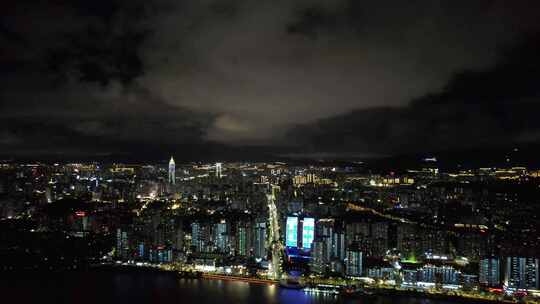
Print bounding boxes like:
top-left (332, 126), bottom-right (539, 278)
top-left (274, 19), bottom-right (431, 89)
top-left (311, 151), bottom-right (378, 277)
top-left (2, 271), bottom-right (460, 304)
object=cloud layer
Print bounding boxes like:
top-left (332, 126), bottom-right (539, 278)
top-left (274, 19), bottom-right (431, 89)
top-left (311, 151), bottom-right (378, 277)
top-left (1, 0), bottom-right (540, 159)
top-left (288, 35), bottom-right (540, 156)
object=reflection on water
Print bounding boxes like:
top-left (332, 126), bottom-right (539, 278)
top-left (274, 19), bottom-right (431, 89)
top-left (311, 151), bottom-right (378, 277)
top-left (2, 271), bottom-right (457, 304)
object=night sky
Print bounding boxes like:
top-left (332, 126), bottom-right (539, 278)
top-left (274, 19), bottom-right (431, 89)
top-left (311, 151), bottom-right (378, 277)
top-left (2, 0), bottom-right (540, 161)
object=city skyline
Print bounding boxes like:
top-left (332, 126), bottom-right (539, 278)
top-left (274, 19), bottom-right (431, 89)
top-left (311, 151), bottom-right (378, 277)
top-left (1, 159), bottom-right (540, 303)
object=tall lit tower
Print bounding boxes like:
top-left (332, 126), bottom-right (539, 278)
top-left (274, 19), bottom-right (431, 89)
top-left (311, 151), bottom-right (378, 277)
top-left (168, 156), bottom-right (175, 185)
top-left (215, 162), bottom-right (222, 179)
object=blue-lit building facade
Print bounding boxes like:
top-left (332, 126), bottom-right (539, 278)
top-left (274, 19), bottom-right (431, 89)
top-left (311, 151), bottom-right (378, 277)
top-left (504, 257), bottom-right (539, 291)
top-left (284, 215), bottom-right (316, 270)
top-left (480, 257), bottom-right (500, 287)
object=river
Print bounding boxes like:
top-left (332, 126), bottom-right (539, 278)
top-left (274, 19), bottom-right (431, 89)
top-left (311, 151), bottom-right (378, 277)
top-left (2, 271), bottom-right (463, 304)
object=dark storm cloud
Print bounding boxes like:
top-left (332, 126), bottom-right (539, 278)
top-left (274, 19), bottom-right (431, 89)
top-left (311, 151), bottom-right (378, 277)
top-left (1, 0), bottom-right (214, 157)
top-left (0, 81), bottom-right (214, 156)
top-left (1, 0), bottom-right (540, 159)
top-left (140, 0), bottom-right (529, 145)
top-left (288, 35), bottom-right (540, 156)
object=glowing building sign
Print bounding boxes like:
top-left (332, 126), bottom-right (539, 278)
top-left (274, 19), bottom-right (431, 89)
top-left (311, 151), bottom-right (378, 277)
top-left (302, 217), bottom-right (315, 250)
top-left (286, 216), bottom-right (298, 247)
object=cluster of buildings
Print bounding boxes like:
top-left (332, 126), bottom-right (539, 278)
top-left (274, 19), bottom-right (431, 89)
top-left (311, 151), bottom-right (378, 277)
top-left (0, 157), bottom-right (539, 297)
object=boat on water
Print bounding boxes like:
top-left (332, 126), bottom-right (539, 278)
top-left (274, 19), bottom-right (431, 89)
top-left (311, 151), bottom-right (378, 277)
top-left (304, 284), bottom-right (343, 295)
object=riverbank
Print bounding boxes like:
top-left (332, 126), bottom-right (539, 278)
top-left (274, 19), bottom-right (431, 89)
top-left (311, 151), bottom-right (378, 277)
top-left (200, 273), bottom-right (277, 285)
top-left (89, 265), bottom-right (536, 304)
top-left (2, 270), bottom-right (472, 304)
top-left (192, 272), bottom-right (523, 303)
top-left (364, 287), bottom-right (515, 304)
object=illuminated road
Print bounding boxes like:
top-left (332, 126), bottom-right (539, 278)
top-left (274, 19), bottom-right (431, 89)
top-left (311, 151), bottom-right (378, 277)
top-left (267, 185), bottom-right (283, 280)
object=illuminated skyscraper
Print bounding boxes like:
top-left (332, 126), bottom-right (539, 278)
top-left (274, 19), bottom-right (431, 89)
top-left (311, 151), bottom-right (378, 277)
top-left (215, 162), bottom-right (222, 178)
top-left (116, 228), bottom-right (129, 260)
top-left (191, 222), bottom-right (201, 252)
top-left (504, 257), bottom-right (539, 290)
top-left (215, 221), bottom-right (228, 253)
top-left (332, 232), bottom-right (346, 260)
top-left (168, 156), bottom-right (175, 185)
top-left (346, 248), bottom-right (363, 277)
top-left (302, 217), bottom-right (315, 250)
top-left (237, 225), bottom-right (250, 256)
top-left (310, 239), bottom-right (327, 274)
top-left (286, 216), bottom-right (298, 248)
top-left (254, 220), bottom-right (267, 259)
top-left (479, 257), bottom-right (500, 287)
